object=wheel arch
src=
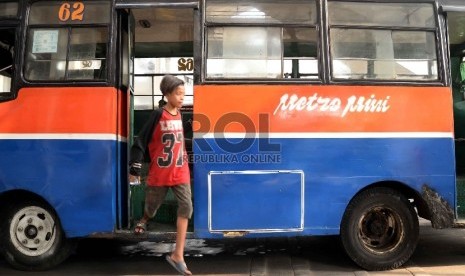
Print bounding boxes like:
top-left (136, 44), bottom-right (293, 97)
top-left (0, 189), bottom-right (77, 271)
top-left (347, 181), bottom-right (431, 225)
top-left (0, 189), bottom-right (63, 230)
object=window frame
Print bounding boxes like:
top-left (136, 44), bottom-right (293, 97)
top-left (202, 0), bottom-right (323, 83)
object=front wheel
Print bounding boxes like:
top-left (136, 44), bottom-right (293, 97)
top-left (0, 200), bottom-right (76, 271)
top-left (340, 187), bottom-right (419, 271)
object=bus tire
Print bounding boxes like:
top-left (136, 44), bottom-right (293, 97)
top-left (340, 187), bottom-right (419, 271)
top-left (0, 200), bottom-right (76, 271)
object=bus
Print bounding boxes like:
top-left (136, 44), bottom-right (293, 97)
top-left (0, 0), bottom-right (464, 271)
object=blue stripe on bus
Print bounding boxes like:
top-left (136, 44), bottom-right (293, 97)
top-left (193, 137), bottom-right (456, 238)
top-left (0, 139), bottom-right (118, 237)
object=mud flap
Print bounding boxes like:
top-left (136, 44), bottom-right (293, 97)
top-left (421, 185), bottom-right (454, 229)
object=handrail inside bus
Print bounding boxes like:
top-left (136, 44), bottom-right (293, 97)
top-left (0, 65), bottom-right (12, 73)
top-left (440, 0), bottom-right (465, 12)
top-left (115, 0), bottom-right (199, 9)
top-left (441, 5), bottom-right (465, 12)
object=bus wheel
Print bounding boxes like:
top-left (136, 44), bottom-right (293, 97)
top-left (0, 200), bottom-right (75, 271)
top-left (340, 187), bottom-right (419, 271)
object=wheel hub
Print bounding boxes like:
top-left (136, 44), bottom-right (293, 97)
top-left (10, 206), bottom-right (56, 257)
top-left (358, 207), bottom-right (403, 252)
top-left (365, 212), bottom-right (389, 237)
top-left (25, 225), bottom-right (38, 239)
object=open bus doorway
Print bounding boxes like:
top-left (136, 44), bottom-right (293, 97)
top-left (447, 11), bottom-right (465, 219)
top-left (126, 7), bottom-right (195, 233)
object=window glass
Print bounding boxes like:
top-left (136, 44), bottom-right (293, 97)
top-left (206, 0), bottom-right (316, 24)
top-left (284, 60), bottom-right (318, 79)
top-left (331, 29), bottom-right (438, 80)
top-left (29, 1), bottom-right (110, 25)
top-left (283, 28), bottom-right (318, 79)
top-left (68, 28), bottom-right (108, 80)
top-left (207, 27), bottom-right (281, 78)
top-left (25, 28), bottom-right (68, 80)
top-left (25, 27), bottom-right (108, 81)
top-left (135, 76), bottom-right (152, 95)
top-left (134, 96), bottom-right (154, 110)
top-left (207, 27), bottom-right (318, 79)
top-left (0, 2), bottom-right (18, 18)
top-left (0, 28), bottom-right (16, 92)
top-left (328, 2), bottom-right (435, 28)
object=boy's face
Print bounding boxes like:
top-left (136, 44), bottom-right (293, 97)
top-left (166, 85), bottom-right (185, 108)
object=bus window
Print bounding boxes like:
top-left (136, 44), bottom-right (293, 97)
top-left (0, 28), bottom-right (16, 93)
top-left (207, 27), bottom-right (282, 78)
top-left (329, 1), bottom-right (438, 81)
top-left (205, 0), bottom-right (318, 79)
top-left (24, 1), bottom-right (110, 81)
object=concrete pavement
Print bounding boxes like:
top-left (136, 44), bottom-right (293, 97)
top-left (1, 220), bottom-right (465, 275)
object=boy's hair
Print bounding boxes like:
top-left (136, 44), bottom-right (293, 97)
top-left (160, 75), bottom-right (184, 96)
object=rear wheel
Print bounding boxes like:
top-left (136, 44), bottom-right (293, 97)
top-left (0, 200), bottom-right (76, 271)
top-left (340, 187), bottom-right (419, 271)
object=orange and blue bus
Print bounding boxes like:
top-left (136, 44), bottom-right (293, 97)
top-left (1, 0), bottom-right (465, 271)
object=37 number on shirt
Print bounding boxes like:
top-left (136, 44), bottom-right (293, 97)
top-left (158, 132), bottom-right (184, 167)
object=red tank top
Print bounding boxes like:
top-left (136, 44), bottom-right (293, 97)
top-left (146, 109), bottom-right (190, 186)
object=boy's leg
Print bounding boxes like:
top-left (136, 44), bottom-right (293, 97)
top-left (138, 186), bottom-right (168, 225)
top-left (174, 216), bottom-right (189, 260)
top-left (170, 184), bottom-right (193, 264)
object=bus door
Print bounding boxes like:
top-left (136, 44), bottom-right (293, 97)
top-left (0, 2), bottom-right (19, 102)
top-left (115, 8), bottom-right (134, 230)
top-left (443, 3), bottom-right (465, 219)
top-left (115, 0), bottom-right (197, 233)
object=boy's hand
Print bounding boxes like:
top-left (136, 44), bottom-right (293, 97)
top-left (129, 174), bottom-right (141, 185)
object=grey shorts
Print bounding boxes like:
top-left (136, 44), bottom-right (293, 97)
top-left (144, 184), bottom-right (193, 219)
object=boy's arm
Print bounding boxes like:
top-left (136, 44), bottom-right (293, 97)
top-left (129, 109), bottom-right (162, 176)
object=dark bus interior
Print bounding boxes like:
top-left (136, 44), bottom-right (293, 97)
top-left (447, 11), bottom-right (465, 217)
top-left (128, 7), bottom-right (195, 232)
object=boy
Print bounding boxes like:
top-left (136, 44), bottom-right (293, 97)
top-left (129, 75), bottom-right (192, 275)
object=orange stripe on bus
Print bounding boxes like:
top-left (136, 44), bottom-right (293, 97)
top-left (0, 87), bottom-right (119, 135)
top-left (193, 85), bottom-right (453, 133)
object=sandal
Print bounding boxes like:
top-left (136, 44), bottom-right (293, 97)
top-left (134, 221), bottom-right (146, 234)
top-left (166, 254), bottom-right (192, 275)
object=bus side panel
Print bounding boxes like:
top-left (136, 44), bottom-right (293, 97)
top-left (0, 87), bottom-right (120, 237)
top-left (193, 85), bottom-right (455, 238)
top-left (0, 139), bottom-right (117, 236)
top-left (208, 170), bottom-right (304, 232)
top-left (193, 137), bottom-right (455, 237)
